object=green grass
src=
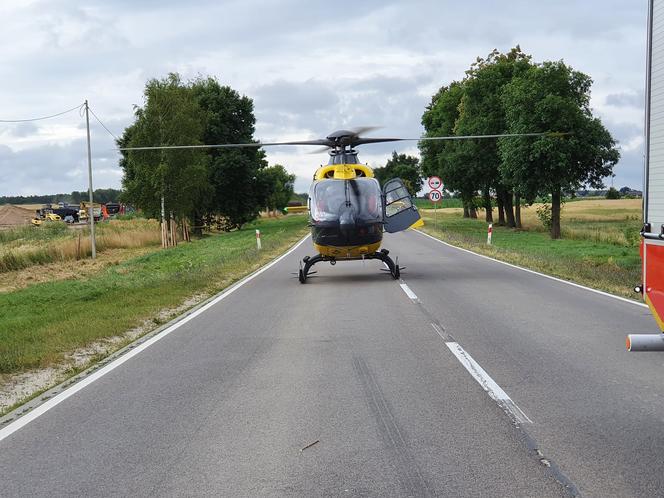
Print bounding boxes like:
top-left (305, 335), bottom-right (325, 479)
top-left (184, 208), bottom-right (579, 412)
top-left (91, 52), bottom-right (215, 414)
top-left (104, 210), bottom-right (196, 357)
top-left (413, 197), bottom-right (464, 209)
top-left (0, 223), bottom-right (69, 244)
top-left (0, 215), bottom-right (308, 375)
top-left (420, 209), bottom-right (641, 300)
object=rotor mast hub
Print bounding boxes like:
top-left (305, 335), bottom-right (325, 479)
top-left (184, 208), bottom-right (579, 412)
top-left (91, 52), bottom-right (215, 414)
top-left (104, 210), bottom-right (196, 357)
top-left (326, 130), bottom-right (363, 165)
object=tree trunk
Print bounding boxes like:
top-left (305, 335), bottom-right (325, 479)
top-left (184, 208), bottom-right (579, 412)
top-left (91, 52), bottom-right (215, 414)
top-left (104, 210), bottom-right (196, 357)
top-left (503, 191), bottom-right (516, 228)
top-left (461, 191), bottom-right (478, 219)
top-left (469, 205), bottom-right (478, 218)
top-left (496, 194), bottom-right (505, 226)
top-left (192, 211), bottom-right (203, 237)
top-left (515, 193), bottom-right (522, 229)
top-left (483, 186), bottom-right (493, 223)
top-left (551, 188), bottom-right (561, 239)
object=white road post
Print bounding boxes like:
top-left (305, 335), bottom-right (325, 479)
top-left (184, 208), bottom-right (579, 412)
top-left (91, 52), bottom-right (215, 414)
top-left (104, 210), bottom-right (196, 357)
top-left (256, 229), bottom-right (262, 250)
top-left (487, 223), bottom-right (493, 245)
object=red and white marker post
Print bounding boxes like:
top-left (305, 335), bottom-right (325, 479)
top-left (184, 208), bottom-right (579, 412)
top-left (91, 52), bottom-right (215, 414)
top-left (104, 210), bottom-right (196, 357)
top-left (256, 229), bottom-right (262, 250)
top-left (487, 223), bottom-right (493, 245)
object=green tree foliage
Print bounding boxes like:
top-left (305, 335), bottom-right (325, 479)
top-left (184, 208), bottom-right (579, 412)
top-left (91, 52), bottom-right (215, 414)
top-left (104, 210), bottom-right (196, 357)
top-left (372, 151), bottom-right (423, 196)
top-left (258, 164), bottom-right (296, 211)
top-left (606, 187), bottom-right (621, 199)
top-left (421, 49), bottom-right (618, 238)
top-left (499, 61), bottom-right (619, 238)
top-left (456, 47), bottom-right (533, 226)
top-left (190, 77), bottom-right (267, 229)
top-left (119, 74), bottom-right (294, 231)
top-left (421, 48), bottom-right (533, 223)
top-left (119, 74), bottom-right (209, 221)
top-left (290, 192), bottom-right (309, 204)
top-left (419, 81), bottom-right (480, 216)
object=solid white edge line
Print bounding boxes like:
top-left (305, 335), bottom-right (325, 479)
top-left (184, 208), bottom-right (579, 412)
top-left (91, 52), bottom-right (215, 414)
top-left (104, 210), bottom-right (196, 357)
top-left (0, 234), bottom-right (311, 443)
top-left (445, 342), bottom-right (532, 424)
top-left (416, 229), bottom-right (648, 309)
top-left (400, 283), bottom-right (418, 301)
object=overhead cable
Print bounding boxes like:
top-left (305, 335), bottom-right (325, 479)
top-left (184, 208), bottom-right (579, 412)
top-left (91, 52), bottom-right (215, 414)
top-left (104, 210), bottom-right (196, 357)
top-left (88, 106), bottom-right (120, 142)
top-left (0, 103), bottom-right (84, 123)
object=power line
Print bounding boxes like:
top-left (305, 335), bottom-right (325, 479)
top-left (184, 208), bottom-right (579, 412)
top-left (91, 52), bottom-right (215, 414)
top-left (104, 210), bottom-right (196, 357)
top-left (0, 103), bottom-right (84, 123)
top-left (87, 105), bottom-right (120, 142)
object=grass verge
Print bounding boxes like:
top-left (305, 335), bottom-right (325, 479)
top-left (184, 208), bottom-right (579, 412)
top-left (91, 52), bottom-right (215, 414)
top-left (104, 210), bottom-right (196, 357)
top-left (0, 219), bottom-right (161, 273)
top-left (419, 203), bottom-right (641, 300)
top-left (0, 215), bottom-right (308, 375)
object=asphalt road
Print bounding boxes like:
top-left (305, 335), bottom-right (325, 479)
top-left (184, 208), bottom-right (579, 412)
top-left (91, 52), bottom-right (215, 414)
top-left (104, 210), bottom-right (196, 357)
top-left (1, 229), bottom-right (662, 497)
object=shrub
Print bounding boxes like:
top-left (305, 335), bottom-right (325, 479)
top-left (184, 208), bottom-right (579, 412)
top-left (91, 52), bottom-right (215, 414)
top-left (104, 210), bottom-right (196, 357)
top-left (536, 204), bottom-right (553, 230)
top-left (606, 187), bottom-right (621, 199)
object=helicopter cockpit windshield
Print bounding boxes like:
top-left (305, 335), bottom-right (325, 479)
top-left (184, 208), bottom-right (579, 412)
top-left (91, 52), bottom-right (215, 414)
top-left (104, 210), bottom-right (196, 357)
top-left (310, 178), bottom-right (383, 224)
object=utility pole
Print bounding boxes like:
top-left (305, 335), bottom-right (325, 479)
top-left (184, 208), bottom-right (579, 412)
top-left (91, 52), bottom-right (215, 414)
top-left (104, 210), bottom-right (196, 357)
top-left (84, 100), bottom-right (96, 259)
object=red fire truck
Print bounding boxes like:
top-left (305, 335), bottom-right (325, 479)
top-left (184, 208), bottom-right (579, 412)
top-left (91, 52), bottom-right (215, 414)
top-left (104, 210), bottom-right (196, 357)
top-left (628, 0), bottom-right (664, 351)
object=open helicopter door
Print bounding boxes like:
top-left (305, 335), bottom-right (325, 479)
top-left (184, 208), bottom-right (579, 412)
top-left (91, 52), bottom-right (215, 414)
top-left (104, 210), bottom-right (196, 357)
top-left (382, 178), bottom-right (423, 233)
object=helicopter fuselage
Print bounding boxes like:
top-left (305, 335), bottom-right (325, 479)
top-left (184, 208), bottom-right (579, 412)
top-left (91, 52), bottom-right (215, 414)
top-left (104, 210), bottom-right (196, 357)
top-left (308, 162), bottom-right (385, 259)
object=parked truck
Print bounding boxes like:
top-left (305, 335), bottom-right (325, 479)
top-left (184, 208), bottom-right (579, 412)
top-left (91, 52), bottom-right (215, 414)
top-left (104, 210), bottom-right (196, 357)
top-left (79, 201), bottom-right (102, 222)
top-left (628, 0), bottom-right (664, 351)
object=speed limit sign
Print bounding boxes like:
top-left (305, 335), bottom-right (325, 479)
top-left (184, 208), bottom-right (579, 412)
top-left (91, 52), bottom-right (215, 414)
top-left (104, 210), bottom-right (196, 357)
top-left (428, 189), bottom-right (442, 203)
top-left (428, 176), bottom-right (442, 190)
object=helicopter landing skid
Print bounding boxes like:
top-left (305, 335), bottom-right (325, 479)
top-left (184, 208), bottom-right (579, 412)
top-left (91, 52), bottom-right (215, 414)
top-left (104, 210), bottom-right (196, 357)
top-left (298, 249), bottom-right (401, 283)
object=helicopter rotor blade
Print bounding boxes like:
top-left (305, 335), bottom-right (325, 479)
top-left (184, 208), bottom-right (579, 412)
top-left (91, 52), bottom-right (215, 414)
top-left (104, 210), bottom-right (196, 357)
top-left (118, 138), bottom-right (333, 152)
top-left (351, 131), bottom-right (567, 146)
top-left (351, 137), bottom-right (403, 146)
top-left (349, 125), bottom-right (382, 136)
top-left (413, 131), bottom-right (567, 141)
top-left (118, 131), bottom-right (567, 152)
top-left (308, 146), bottom-right (332, 154)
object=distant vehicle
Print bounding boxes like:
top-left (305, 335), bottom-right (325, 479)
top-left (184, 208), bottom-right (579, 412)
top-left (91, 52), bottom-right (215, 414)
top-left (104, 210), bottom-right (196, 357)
top-left (34, 206), bottom-right (76, 223)
top-left (105, 202), bottom-right (121, 215)
top-left (79, 201), bottom-right (102, 222)
top-left (51, 208), bottom-right (79, 222)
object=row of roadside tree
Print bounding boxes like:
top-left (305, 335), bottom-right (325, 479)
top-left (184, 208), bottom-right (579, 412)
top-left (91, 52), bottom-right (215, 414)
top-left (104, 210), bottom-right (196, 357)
top-left (419, 46), bottom-right (620, 239)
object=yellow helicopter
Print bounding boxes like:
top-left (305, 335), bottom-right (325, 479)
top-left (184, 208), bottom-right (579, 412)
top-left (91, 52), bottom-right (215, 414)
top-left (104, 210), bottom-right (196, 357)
top-left (294, 128), bottom-right (423, 283)
top-left (121, 127), bottom-right (555, 283)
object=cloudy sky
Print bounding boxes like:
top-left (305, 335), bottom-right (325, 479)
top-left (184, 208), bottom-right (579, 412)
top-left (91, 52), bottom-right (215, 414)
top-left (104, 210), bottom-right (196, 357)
top-left (0, 0), bottom-right (648, 196)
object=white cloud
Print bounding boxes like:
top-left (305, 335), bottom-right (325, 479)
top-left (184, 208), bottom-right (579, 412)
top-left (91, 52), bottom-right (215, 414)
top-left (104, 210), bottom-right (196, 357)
top-left (0, 0), bottom-right (649, 196)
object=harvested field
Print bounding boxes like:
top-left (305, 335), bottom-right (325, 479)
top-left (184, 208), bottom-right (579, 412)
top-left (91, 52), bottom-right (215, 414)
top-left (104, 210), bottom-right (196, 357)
top-left (0, 219), bottom-right (161, 273)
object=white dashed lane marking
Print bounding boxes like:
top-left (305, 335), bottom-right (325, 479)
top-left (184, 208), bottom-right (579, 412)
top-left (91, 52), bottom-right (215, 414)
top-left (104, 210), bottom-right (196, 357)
top-left (400, 283), bottom-right (418, 301)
